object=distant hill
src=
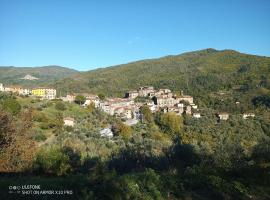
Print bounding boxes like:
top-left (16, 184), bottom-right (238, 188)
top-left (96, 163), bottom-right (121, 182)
top-left (52, 48), bottom-right (270, 111)
top-left (0, 65), bottom-right (79, 88)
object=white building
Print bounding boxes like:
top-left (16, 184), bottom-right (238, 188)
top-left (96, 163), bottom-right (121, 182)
top-left (193, 113), bottom-right (201, 118)
top-left (64, 117), bottom-right (75, 127)
top-left (138, 86), bottom-right (155, 97)
top-left (217, 113), bottom-right (229, 121)
top-left (100, 128), bottom-right (113, 138)
top-left (125, 90), bottom-right (139, 99)
top-left (83, 95), bottom-right (100, 108)
top-left (19, 88), bottom-right (31, 95)
top-left (185, 105), bottom-right (192, 114)
top-left (61, 94), bottom-right (76, 103)
top-left (243, 113), bottom-right (255, 119)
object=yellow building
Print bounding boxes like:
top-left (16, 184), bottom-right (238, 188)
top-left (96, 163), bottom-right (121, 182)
top-left (31, 88), bottom-right (46, 97)
top-left (31, 88), bottom-right (56, 99)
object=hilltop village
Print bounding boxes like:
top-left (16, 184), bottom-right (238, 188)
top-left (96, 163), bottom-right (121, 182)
top-left (61, 86), bottom-right (201, 124)
top-left (0, 83), bottom-right (255, 125)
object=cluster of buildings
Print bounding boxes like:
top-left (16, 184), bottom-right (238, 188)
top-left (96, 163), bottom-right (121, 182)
top-left (125, 86), bottom-right (199, 117)
top-left (62, 86), bottom-right (200, 123)
top-left (0, 83), bottom-right (56, 100)
top-left (61, 86), bottom-right (256, 125)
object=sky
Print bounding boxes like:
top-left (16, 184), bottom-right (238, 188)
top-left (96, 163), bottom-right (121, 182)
top-left (0, 0), bottom-right (270, 71)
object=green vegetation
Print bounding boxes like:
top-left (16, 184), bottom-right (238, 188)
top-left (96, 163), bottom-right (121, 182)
top-left (0, 65), bottom-right (78, 89)
top-left (75, 95), bottom-right (86, 105)
top-left (156, 112), bottom-right (183, 135)
top-left (1, 89), bottom-right (269, 199)
top-left (0, 49), bottom-right (270, 199)
top-left (55, 101), bottom-right (67, 111)
top-left (53, 49), bottom-right (270, 114)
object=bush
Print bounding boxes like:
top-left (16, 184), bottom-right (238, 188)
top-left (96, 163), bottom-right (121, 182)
top-left (34, 146), bottom-right (71, 176)
top-left (158, 112), bottom-right (183, 135)
top-left (75, 95), bottom-right (86, 105)
top-left (112, 120), bottom-right (132, 140)
top-left (2, 98), bottom-right (21, 115)
top-left (34, 131), bottom-right (47, 142)
top-left (55, 102), bottom-right (66, 111)
top-left (33, 112), bottom-right (48, 122)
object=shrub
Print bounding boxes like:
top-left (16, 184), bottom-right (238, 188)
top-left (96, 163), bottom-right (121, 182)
top-left (2, 98), bottom-right (21, 115)
top-left (158, 112), bottom-right (183, 135)
top-left (34, 131), bottom-right (47, 142)
top-left (112, 120), bottom-right (132, 140)
top-left (33, 112), bottom-right (48, 122)
top-left (75, 95), bottom-right (86, 105)
top-left (34, 146), bottom-right (71, 176)
top-left (55, 102), bottom-right (66, 111)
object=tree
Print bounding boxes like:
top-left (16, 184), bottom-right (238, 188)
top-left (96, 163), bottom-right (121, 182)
top-left (53, 112), bottom-right (64, 135)
top-left (87, 102), bottom-right (95, 112)
top-left (0, 109), bottom-right (36, 172)
top-left (140, 106), bottom-right (153, 123)
top-left (98, 93), bottom-right (105, 101)
top-left (75, 95), bottom-right (86, 105)
top-left (2, 98), bottom-right (21, 115)
top-left (0, 111), bottom-right (15, 149)
top-left (34, 146), bottom-right (71, 176)
top-left (55, 101), bottom-right (66, 111)
top-left (159, 112), bottom-right (182, 135)
top-left (112, 120), bottom-right (132, 140)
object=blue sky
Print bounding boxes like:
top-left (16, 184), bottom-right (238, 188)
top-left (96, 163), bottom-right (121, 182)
top-left (0, 0), bottom-right (270, 71)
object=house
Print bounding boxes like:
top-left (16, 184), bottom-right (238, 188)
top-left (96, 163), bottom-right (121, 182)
top-left (99, 103), bottom-right (115, 115)
top-left (19, 88), bottom-right (31, 95)
top-left (64, 117), bottom-right (75, 127)
top-left (243, 113), bottom-right (255, 119)
top-left (167, 106), bottom-right (184, 115)
top-left (32, 88), bottom-right (56, 99)
top-left (153, 96), bottom-right (175, 107)
top-left (100, 128), bottom-right (113, 138)
top-left (147, 103), bottom-right (157, 113)
top-left (125, 90), bottom-right (139, 99)
top-left (217, 113), bottom-right (229, 121)
top-left (4, 86), bottom-right (22, 93)
top-left (176, 95), bottom-right (194, 104)
top-left (83, 95), bottom-right (100, 107)
top-left (185, 105), bottom-right (192, 114)
top-left (193, 113), bottom-right (201, 118)
top-left (3, 87), bottom-right (13, 92)
top-left (190, 103), bottom-right (198, 109)
top-left (154, 89), bottom-right (173, 98)
top-left (138, 86), bottom-right (155, 97)
top-left (61, 94), bottom-right (76, 103)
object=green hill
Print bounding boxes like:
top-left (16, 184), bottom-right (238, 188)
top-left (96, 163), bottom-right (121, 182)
top-left (0, 65), bottom-right (79, 88)
top-left (53, 48), bottom-right (270, 112)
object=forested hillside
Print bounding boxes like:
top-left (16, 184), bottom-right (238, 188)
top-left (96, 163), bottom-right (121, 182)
top-left (53, 49), bottom-right (270, 112)
top-left (0, 65), bottom-right (79, 88)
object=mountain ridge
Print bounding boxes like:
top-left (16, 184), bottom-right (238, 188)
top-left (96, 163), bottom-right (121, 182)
top-left (0, 65), bottom-right (79, 88)
top-left (50, 48), bottom-right (270, 113)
